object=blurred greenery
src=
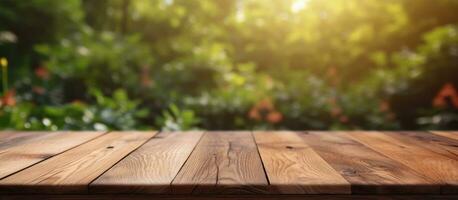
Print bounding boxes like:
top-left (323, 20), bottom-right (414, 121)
top-left (0, 0), bottom-right (457, 131)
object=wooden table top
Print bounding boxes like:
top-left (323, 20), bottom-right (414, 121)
top-left (0, 131), bottom-right (457, 199)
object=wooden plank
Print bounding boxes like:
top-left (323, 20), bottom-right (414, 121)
top-left (254, 131), bottom-right (350, 194)
top-left (382, 131), bottom-right (458, 194)
top-left (171, 131), bottom-right (268, 194)
top-left (2, 194), bottom-right (458, 200)
top-left (0, 131), bottom-right (104, 179)
top-left (0, 131), bottom-right (28, 142)
top-left (0, 131), bottom-right (53, 150)
top-left (299, 131), bottom-right (439, 194)
top-left (0, 131), bottom-right (16, 138)
top-left (387, 131), bottom-right (457, 160)
top-left (431, 131), bottom-right (458, 141)
top-left (346, 131), bottom-right (458, 194)
top-left (91, 131), bottom-right (204, 194)
top-left (0, 131), bottom-right (156, 194)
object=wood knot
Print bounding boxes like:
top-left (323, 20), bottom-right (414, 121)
top-left (286, 146), bottom-right (294, 149)
top-left (342, 169), bottom-right (357, 175)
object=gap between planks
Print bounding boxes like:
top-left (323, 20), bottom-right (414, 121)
top-left (253, 131), bottom-right (351, 194)
top-left (171, 131), bottom-right (268, 194)
top-left (0, 131), bottom-right (457, 196)
top-left (345, 131), bottom-right (458, 194)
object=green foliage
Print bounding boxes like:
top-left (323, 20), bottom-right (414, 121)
top-left (393, 26), bottom-right (458, 129)
top-left (0, 0), bottom-right (83, 51)
top-left (35, 28), bottom-right (153, 94)
top-left (88, 89), bottom-right (150, 130)
top-left (0, 89), bottom-right (148, 130)
top-left (155, 104), bottom-right (200, 131)
top-left (1, 0), bottom-right (458, 130)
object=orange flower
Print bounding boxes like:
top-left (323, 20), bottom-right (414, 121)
top-left (257, 98), bottom-right (274, 111)
top-left (433, 83), bottom-right (458, 108)
top-left (0, 90), bottom-right (16, 107)
top-left (379, 100), bottom-right (390, 112)
top-left (267, 111), bottom-right (283, 124)
top-left (327, 66), bottom-right (337, 78)
top-left (326, 66), bottom-right (340, 85)
top-left (248, 98), bottom-right (283, 124)
top-left (140, 65), bottom-right (153, 87)
top-left (339, 115), bottom-right (349, 123)
top-left (32, 86), bottom-right (46, 95)
top-left (386, 112), bottom-right (396, 121)
top-left (248, 107), bottom-right (261, 121)
top-left (35, 66), bottom-right (49, 80)
top-left (330, 106), bottom-right (342, 117)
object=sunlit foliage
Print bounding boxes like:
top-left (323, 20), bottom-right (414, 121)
top-left (0, 0), bottom-right (457, 130)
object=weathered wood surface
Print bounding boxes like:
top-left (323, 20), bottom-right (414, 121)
top-left (431, 131), bottom-right (458, 141)
top-left (0, 130), bottom-right (457, 199)
top-left (0, 131), bottom-right (104, 179)
top-left (172, 131), bottom-right (268, 194)
top-left (346, 131), bottom-right (458, 194)
top-left (299, 131), bottom-right (439, 194)
top-left (2, 194), bottom-right (458, 200)
top-left (91, 131), bottom-right (203, 193)
top-left (0, 131), bottom-right (51, 150)
top-left (0, 131), bottom-right (155, 193)
top-left (254, 131), bottom-right (350, 194)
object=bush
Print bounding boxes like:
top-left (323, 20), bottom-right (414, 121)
top-left (1, 0), bottom-right (457, 131)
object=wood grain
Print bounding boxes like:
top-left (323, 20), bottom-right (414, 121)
top-left (299, 131), bottom-right (438, 194)
top-left (0, 131), bottom-right (457, 197)
top-left (382, 131), bottom-right (458, 193)
top-left (386, 131), bottom-right (457, 160)
top-left (431, 131), bottom-right (458, 141)
top-left (0, 131), bottom-right (155, 194)
top-left (171, 131), bottom-right (268, 194)
top-left (91, 131), bottom-right (204, 194)
top-left (0, 131), bottom-right (104, 179)
top-left (2, 194), bottom-right (458, 200)
top-left (254, 131), bottom-right (350, 194)
top-left (346, 131), bottom-right (458, 194)
top-left (0, 131), bottom-right (53, 150)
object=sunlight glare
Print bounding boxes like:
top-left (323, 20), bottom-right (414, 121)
top-left (291, 0), bottom-right (310, 13)
top-left (236, 0), bottom-right (245, 22)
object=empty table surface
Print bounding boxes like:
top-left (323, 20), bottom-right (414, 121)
top-left (0, 131), bottom-right (457, 199)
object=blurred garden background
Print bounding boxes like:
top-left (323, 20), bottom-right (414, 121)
top-left (0, 0), bottom-right (458, 131)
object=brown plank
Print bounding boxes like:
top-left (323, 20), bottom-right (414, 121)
top-left (431, 131), bottom-right (458, 141)
top-left (171, 131), bottom-right (268, 194)
top-left (254, 131), bottom-right (350, 194)
top-left (0, 131), bottom-right (156, 194)
top-left (2, 194), bottom-right (458, 200)
top-left (0, 131), bottom-right (53, 150)
top-left (386, 131), bottom-right (457, 160)
top-left (346, 131), bottom-right (458, 194)
top-left (0, 131), bottom-right (104, 179)
top-left (382, 131), bottom-right (458, 194)
top-left (0, 131), bottom-right (16, 138)
top-left (0, 131), bottom-right (29, 142)
top-left (299, 131), bottom-right (438, 194)
top-left (91, 131), bottom-right (204, 194)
